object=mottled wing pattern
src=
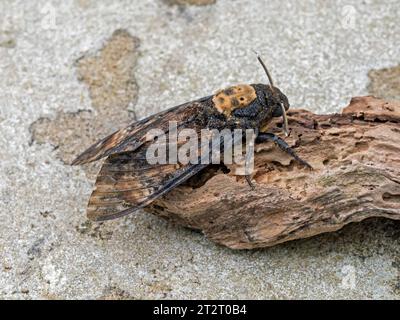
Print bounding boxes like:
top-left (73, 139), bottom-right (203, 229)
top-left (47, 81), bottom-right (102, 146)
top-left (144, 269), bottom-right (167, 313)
top-left (71, 96), bottom-right (212, 165)
top-left (86, 125), bottom-right (213, 221)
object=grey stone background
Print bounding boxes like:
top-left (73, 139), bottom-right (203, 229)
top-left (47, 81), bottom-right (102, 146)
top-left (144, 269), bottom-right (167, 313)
top-left (1, 0), bottom-right (399, 299)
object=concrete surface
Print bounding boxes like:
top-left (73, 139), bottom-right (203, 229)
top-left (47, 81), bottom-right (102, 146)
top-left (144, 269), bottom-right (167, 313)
top-left (0, 0), bottom-right (399, 299)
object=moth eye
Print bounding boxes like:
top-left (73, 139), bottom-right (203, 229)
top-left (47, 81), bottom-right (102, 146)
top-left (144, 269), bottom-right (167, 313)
top-left (239, 97), bottom-right (245, 101)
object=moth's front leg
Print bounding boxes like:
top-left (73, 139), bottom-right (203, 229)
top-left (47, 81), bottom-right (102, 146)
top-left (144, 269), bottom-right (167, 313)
top-left (256, 132), bottom-right (312, 169)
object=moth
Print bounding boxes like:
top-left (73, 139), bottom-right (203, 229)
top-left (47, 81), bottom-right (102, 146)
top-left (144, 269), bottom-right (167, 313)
top-left (72, 54), bottom-right (311, 221)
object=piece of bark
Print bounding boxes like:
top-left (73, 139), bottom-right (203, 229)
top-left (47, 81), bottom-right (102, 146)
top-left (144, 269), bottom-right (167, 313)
top-left (145, 96), bottom-right (400, 249)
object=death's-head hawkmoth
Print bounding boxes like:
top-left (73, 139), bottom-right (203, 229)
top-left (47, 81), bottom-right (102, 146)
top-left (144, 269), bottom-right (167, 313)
top-left (72, 53), bottom-right (311, 221)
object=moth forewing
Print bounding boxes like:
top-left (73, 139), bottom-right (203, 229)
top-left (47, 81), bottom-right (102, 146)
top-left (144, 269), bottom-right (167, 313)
top-left (177, 128), bottom-right (199, 165)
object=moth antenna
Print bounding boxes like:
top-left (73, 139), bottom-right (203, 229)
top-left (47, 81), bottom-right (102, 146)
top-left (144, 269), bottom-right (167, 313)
top-left (252, 50), bottom-right (288, 136)
top-left (252, 50), bottom-right (275, 94)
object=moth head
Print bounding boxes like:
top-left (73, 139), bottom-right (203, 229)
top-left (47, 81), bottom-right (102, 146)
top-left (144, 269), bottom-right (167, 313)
top-left (267, 85), bottom-right (290, 117)
top-left (254, 51), bottom-right (290, 136)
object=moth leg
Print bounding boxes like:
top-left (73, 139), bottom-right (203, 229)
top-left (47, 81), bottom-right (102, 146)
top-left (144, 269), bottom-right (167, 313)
top-left (245, 175), bottom-right (255, 190)
top-left (256, 132), bottom-right (312, 169)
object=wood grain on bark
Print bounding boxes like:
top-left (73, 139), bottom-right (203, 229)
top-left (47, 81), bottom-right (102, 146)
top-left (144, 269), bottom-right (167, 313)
top-left (145, 96), bottom-right (400, 249)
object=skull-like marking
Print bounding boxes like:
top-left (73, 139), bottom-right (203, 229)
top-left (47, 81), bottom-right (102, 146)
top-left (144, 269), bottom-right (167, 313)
top-left (212, 84), bottom-right (257, 117)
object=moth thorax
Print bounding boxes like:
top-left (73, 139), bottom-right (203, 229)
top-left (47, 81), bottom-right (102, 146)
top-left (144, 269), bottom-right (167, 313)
top-left (212, 84), bottom-right (257, 117)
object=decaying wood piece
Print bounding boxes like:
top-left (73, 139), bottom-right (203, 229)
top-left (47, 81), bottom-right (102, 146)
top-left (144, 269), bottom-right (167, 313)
top-left (145, 96), bottom-right (400, 249)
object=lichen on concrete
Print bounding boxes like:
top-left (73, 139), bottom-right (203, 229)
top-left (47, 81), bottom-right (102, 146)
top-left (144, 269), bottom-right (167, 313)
top-left (30, 29), bottom-right (139, 170)
top-left (0, 38), bottom-right (16, 48)
top-left (368, 65), bottom-right (400, 101)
